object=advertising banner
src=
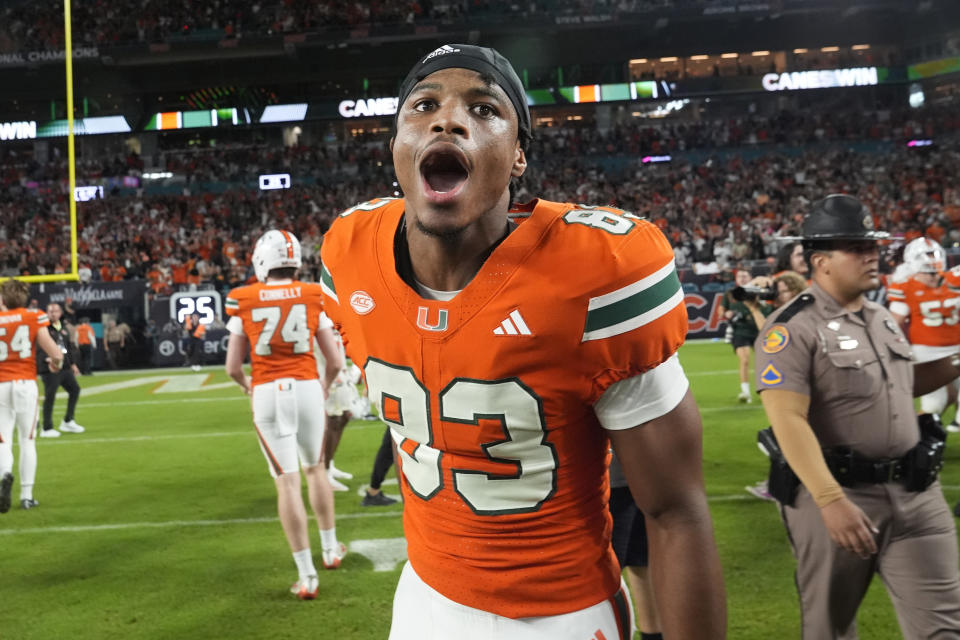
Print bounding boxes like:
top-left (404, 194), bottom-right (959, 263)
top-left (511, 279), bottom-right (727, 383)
top-left (680, 272), bottom-right (733, 340)
top-left (32, 280), bottom-right (148, 310)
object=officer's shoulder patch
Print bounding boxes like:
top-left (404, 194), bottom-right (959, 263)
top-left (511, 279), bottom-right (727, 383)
top-left (775, 293), bottom-right (814, 324)
top-left (762, 325), bottom-right (790, 354)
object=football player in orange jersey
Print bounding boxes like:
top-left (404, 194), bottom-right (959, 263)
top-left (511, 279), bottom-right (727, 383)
top-left (888, 237), bottom-right (960, 429)
top-left (320, 45), bottom-right (725, 640)
top-left (224, 230), bottom-right (346, 600)
top-left (0, 280), bottom-right (64, 513)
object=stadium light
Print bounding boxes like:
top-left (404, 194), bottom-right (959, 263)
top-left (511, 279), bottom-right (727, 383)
top-left (752, 51), bottom-right (770, 57)
top-left (821, 46), bottom-right (840, 52)
top-left (690, 55), bottom-right (709, 60)
top-left (630, 58), bottom-right (648, 64)
top-left (793, 48), bottom-right (808, 54)
top-left (852, 44), bottom-right (870, 50)
top-left (660, 57), bottom-right (678, 62)
top-left (721, 53), bottom-right (739, 58)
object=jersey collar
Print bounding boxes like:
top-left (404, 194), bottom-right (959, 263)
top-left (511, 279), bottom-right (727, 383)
top-left (376, 199), bottom-right (554, 339)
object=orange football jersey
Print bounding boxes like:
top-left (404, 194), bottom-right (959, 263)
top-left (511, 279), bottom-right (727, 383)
top-left (320, 197), bottom-right (687, 618)
top-left (225, 281), bottom-right (326, 386)
top-left (887, 276), bottom-right (960, 346)
top-left (0, 308), bottom-right (49, 382)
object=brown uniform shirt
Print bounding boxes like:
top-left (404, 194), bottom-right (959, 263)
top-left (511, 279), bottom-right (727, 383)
top-left (755, 282), bottom-right (918, 459)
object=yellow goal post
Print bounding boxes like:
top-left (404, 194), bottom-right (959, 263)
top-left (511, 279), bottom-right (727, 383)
top-left (2, 0), bottom-right (79, 283)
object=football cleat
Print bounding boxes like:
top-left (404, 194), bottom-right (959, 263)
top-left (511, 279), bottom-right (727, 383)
top-left (290, 575), bottom-right (319, 600)
top-left (38, 428), bottom-right (61, 438)
top-left (59, 420), bottom-right (85, 433)
top-left (329, 477), bottom-right (349, 492)
top-left (0, 472), bottom-right (12, 514)
top-left (745, 482), bottom-right (775, 502)
top-left (20, 498), bottom-right (39, 510)
top-left (362, 491), bottom-right (398, 507)
top-left (737, 391), bottom-right (752, 404)
top-left (322, 543), bottom-right (347, 570)
top-left (329, 462), bottom-right (353, 481)
top-left (947, 421), bottom-right (960, 434)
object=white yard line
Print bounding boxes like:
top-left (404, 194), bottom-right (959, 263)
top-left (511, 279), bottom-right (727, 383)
top-left (5, 486), bottom-right (960, 536)
top-left (687, 369), bottom-right (738, 376)
top-left (30, 423), bottom-right (388, 446)
top-left (0, 493), bottom-right (765, 536)
top-left (76, 396), bottom-right (247, 409)
top-left (0, 510), bottom-right (403, 536)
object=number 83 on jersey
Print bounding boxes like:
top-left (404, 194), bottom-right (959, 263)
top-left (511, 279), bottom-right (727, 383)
top-left (364, 358), bottom-right (559, 516)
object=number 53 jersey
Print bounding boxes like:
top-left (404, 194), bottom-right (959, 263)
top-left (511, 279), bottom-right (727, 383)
top-left (887, 274), bottom-right (960, 349)
top-left (320, 197), bottom-right (688, 618)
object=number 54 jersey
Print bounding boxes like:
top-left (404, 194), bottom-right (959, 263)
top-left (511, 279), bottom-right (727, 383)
top-left (320, 197), bottom-right (688, 618)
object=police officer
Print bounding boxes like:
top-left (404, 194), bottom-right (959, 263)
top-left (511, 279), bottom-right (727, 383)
top-left (755, 194), bottom-right (960, 639)
top-left (37, 303), bottom-right (85, 438)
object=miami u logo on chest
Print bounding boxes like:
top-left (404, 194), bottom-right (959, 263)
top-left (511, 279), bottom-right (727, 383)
top-left (416, 306), bottom-right (448, 332)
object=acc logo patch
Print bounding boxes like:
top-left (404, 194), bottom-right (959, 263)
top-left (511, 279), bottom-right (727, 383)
top-left (349, 290), bottom-right (375, 315)
top-left (760, 364), bottom-right (784, 386)
top-left (762, 325), bottom-right (790, 354)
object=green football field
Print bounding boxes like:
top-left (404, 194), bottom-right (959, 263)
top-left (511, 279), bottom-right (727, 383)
top-left (2, 341), bottom-right (956, 639)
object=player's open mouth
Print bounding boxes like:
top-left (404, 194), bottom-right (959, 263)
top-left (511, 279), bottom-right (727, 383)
top-left (419, 145), bottom-right (469, 204)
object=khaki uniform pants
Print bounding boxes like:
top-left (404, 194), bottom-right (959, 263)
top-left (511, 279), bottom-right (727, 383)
top-left (782, 482), bottom-right (960, 639)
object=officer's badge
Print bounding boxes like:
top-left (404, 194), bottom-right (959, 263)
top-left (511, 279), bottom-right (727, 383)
top-left (863, 215), bottom-right (874, 229)
top-left (884, 318), bottom-right (899, 334)
top-left (760, 364), bottom-right (783, 386)
top-left (762, 325), bottom-right (790, 354)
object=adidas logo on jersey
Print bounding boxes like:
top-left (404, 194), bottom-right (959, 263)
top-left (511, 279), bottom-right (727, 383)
top-left (493, 310), bottom-right (531, 336)
top-left (423, 45), bottom-right (460, 62)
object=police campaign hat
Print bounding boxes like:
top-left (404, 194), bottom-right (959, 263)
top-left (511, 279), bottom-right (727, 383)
top-left (800, 194), bottom-right (890, 241)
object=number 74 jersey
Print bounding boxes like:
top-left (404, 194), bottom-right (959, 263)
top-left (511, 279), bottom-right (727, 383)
top-left (224, 281), bottom-right (326, 386)
top-left (321, 197), bottom-right (688, 618)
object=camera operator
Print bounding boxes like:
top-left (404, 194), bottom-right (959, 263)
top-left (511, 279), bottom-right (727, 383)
top-left (720, 269), bottom-right (774, 403)
top-left (755, 194), bottom-right (960, 638)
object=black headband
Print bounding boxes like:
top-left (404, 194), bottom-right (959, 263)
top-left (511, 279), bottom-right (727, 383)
top-left (396, 44), bottom-right (531, 135)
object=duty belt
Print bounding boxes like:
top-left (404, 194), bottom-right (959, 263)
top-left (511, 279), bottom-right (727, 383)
top-left (824, 449), bottom-right (905, 486)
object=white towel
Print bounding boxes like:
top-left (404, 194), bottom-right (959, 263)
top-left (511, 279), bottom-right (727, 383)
top-left (274, 378), bottom-right (298, 437)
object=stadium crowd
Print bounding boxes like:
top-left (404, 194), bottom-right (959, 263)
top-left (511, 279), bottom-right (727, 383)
top-left (1, 0), bottom-right (721, 53)
top-left (0, 107), bottom-right (957, 295)
top-left (3, 107), bottom-right (957, 187)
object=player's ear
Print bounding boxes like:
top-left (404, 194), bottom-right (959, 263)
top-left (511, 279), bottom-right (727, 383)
top-left (389, 137), bottom-right (395, 153)
top-left (511, 142), bottom-right (526, 178)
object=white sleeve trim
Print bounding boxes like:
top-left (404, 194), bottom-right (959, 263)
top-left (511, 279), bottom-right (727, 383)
top-left (318, 311), bottom-right (334, 330)
top-left (226, 315), bottom-right (244, 336)
top-left (594, 353), bottom-right (689, 430)
top-left (888, 301), bottom-right (909, 317)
